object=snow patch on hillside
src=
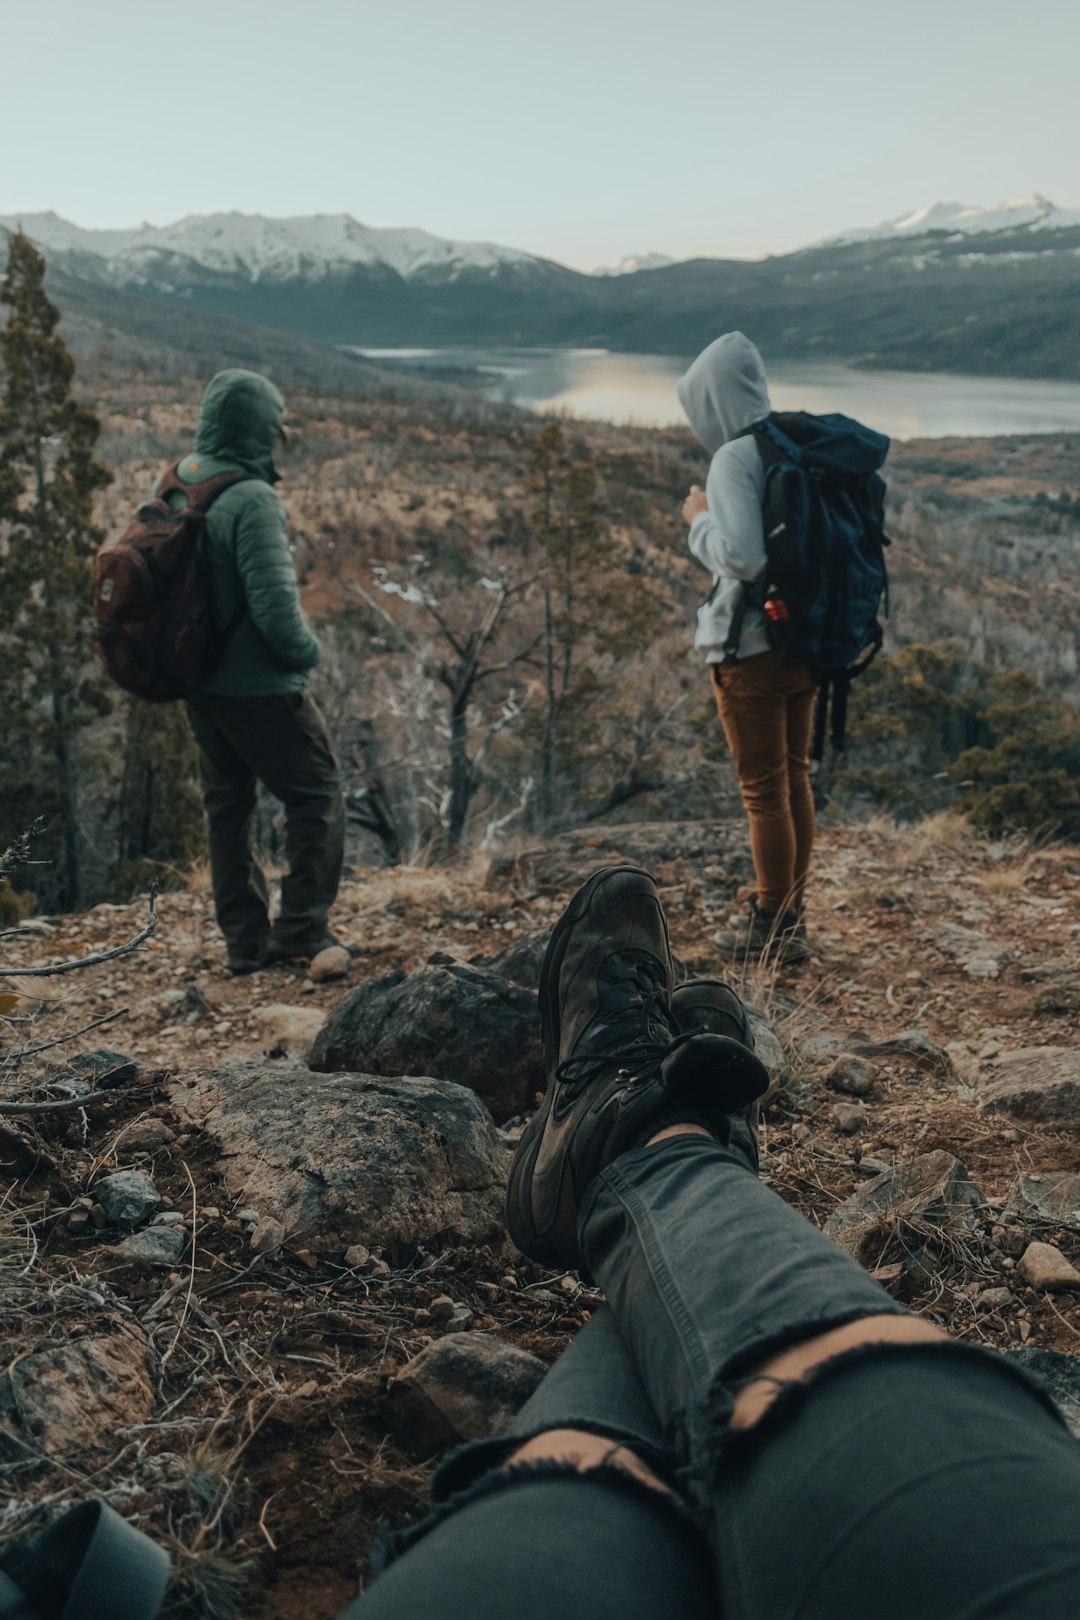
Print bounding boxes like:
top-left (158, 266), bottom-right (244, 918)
top-left (592, 252), bottom-right (675, 276)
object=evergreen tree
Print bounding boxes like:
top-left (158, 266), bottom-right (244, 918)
top-left (0, 231), bottom-right (112, 908)
top-left (113, 702), bottom-right (207, 894)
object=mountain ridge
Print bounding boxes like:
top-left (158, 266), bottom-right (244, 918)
top-left (5, 198), bottom-right (1080, 381)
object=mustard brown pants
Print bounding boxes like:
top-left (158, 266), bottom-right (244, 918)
top-left (710, 652), bottom-right (817, 915)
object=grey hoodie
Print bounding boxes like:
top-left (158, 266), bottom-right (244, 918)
top-left (677, 332), bottom-right (771, 661)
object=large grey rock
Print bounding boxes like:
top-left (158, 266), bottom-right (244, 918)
top-left (94, 1170), bottom-right (162, 1229)
top-left (1004, 1348), bottom-right (1080, 1438)
top-left (310, 963), bottom-right (543, 1122)
top-left (389, 1332), bottom-right (548, 1456)
top-left (470, 930), bottom-right (548, 991)
top-left (1006, 1172), bottom-right (1080, 1231)
top-left (823, 1151), bottom-right (984, 1268)
top-left (979, 1048), bottom-right (1080, 1123)
top-left (170, 1063), bottom-right (508, 1251)
top-left (0, 1330), bottom-right (152, 1455)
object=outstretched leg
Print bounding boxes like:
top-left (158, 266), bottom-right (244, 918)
top-left (345, 1310), bottom-right (712, 1619)
top-left (508, 866), bottom-right (1080, 1620)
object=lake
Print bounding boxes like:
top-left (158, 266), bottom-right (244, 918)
top-left (352, 346), bottom-right (1080, 440)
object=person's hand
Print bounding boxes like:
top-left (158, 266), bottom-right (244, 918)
top-left (682, 485), bottom-right (708, 524)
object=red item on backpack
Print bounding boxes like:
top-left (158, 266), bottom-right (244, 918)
top-left (93, 464), bottom-right (248, 702)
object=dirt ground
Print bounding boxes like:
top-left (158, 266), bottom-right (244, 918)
top-left (1, 812), bottom-right (1078, 1617)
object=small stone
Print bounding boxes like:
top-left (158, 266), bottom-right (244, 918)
top-left (66, 1209), bottom-right (91, 1234)
top-left (446, 1304), bottom-right (475, 1330)
top-left (295, 1248), bottom-right (319, 1271)
top-left (1000, 1227), bottom-right (1028, 1258)
top-left (202, 1207), bottom-right (221, 1220)
top-left (851, 1030), bottom-right (954, 1078)
top-left (389, 1332), bottom-right (547, 1456)
top-left (833, 1103), bottom-right (867, 1135)
top-left (977, 1287), bottom-right (1013, 1311)
top-left (369, 1258), bottom-right (391, 1278)
top-left (113, 1227), bottom-right (186, 1268)
top-left (500, 1273), bottom-right (518, 1288)
top-left (823, 1057), bottom-right (879, 1098)
top-left (250, 1003), bottom-right (326, 1058)
top-left (429, 1295), bottom-right (456, 1323)
top-left (237, 1208), bottom-right (261, 1226)
top-left (90, 1203), bottom-right (107, 1229)
top-left (310, 946), bottom-right (351, 984)
top-left (871, 1261), bottom-right (904, 1294)
top-left (151, 1211), bottom-right (186, 1227)
top-left (118, 1120), bottom-right (176, 1152)
top-left (250, 1216), bottom-right (287, 1255)
top-left (344, 1244), bottom-right (372, 1270)
top-left (94, 1171), bottom-right (162, 1229)
top-left (1018, 1242), bottom-right (1080, 1292)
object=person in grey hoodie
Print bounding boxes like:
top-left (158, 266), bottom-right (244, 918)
top-left (678, 333), bottom-right (815, 961)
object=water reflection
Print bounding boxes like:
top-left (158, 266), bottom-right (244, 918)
top-left (352, 346), bottom-right (1080, 440)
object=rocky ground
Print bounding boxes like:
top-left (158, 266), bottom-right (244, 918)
top-left (1, 813), bottom-right (1079, 1618)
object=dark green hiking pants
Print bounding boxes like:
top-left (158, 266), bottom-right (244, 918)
top-left (186, 692), bottom-right (345, 962)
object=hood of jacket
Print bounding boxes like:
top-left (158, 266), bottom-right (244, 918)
top-left (188, 369), bottom-right (285, 483)
top-left (677, 332), bottom-right (771, 453)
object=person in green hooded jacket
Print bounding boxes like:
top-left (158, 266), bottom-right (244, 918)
top-left (167, 368), bottom-right (346, 972)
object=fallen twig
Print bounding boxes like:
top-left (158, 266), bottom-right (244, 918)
top-left (1, 1008), bottom-right (127, 1063)
top-left (0, 1088), bottom-right (120, 1114)
top-left (0, 890), bottom-right (158, 978)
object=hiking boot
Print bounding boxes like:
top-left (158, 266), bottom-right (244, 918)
top-left (670, 979), bottom-right (766, 1172)
top-left (713, 899), bottom-right (809, 966)
top-left (505, 866), bottom-right (768, 1271)
top-left (261, 929), bottom-right (348, 966)
top-left (227, 954), bottom-right (266, 977)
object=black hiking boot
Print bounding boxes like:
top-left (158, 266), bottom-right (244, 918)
top-left (713, 899), bottom-right (809, 966)
top-left (261, 929), bottom-right (348, 966)
top-left (670, 979), bottom-right (766, 1172)
top-left (505, 867), bottom-right (768, 1271)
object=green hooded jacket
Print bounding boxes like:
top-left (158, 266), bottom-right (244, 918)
top-left (165, 369), bottom-right (321, 697)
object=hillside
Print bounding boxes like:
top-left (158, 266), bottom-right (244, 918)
top-left (9, 198), bottom-right (1080, 378)
top-left (1, 815), bottom-right (1078, 1616)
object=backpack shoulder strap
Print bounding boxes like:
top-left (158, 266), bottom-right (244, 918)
top-left (188, 470), bottom-right (252, 515)
top-left (152, 465), bottom-right (251, 516)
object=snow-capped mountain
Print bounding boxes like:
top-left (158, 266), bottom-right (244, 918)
top-left (0, 210), bottom-right (545, 284)
top-left (6, 198), bottom-right (1079, 381)
top-left (820, 194), bottom-right (1080, 249)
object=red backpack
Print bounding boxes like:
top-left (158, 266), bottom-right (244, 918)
top-left (93, 464), bottom-right (248, 701)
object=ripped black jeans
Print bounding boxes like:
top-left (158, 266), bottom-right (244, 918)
top-left (345, 1135), bottom-right (1080, 1620)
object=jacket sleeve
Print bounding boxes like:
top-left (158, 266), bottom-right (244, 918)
top-left (686, 445), bottom-right (766, 583)
top-left (233, 485), bottom-right (321, 672)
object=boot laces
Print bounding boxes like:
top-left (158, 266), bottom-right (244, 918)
top-left (555, 967), bottom-right (678, 1101)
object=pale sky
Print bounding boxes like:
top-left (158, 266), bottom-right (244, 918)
top-left (3, 0), bottom-right (1078, 270)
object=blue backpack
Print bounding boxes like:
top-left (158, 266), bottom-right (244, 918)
top-left (722, 410), bottom-right (891, 757)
